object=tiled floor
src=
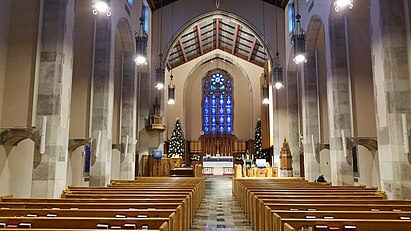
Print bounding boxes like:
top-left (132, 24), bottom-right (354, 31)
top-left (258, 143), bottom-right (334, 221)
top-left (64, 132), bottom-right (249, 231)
top-left (190, 176), bottom-right (253, 231)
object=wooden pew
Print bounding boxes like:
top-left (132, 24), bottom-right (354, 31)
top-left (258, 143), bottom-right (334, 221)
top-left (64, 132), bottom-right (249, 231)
top-left (0, 216), bottom-right (170, 229)
top-left (280, 217), bottom-right (411, 231)
top-left (0, 177), bottom-right (204, 231)
top-left (232, 177), bottom-right (411, 231)
top-left (268, 210), bottom-right (411, 231)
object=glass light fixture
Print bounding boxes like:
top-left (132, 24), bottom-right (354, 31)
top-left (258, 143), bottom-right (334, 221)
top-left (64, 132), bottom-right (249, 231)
top-left (262, 73), bottom-right (269, 105)
top-left (92, 0), bottom-right (111, 16)
top-left (273, 8), bottom-right (284, 90)
top-left (291, 2), bottom-right (306, 64)
top-left (135, 12), bottom-right (148, 65)
top-left (273, 52), bottom-right (284, 90)
top-left (156, 54), bottom-right (165, 90)
top-left (168, 75), bottom-right (175, 104)
top-left (334, 0), bottom-right (354, 12)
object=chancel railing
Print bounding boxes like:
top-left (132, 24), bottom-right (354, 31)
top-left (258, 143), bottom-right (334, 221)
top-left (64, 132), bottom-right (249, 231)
top-left (187, 135), bottom-right (251, 165)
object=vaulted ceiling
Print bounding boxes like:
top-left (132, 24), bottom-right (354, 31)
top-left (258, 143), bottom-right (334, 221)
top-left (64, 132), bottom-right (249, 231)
top-left (167, 16), bottom-right (268, 69)
top-left (147, 0), bottom-right (289, 11)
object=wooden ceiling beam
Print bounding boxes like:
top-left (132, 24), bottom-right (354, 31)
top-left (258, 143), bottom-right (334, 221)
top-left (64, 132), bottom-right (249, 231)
top-left (216, 18), bottom-right (220, 49)
top-left (231, 24), bottom-right (240, 54)
top-left (147, 0), bottom-right (155, 10)
top-left (248, 37), bottom-right (257, 61)
top-left (196, 25), bottom-right (204, 55)
top-left (178, 39), bottom-right (188, 62)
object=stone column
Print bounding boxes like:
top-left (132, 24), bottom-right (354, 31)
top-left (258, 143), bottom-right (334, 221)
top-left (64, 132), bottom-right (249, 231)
top-left (120, 52), bottom-right (136, 179)
top-left (302, 51), bottom-right (321, 181)
top-left (287, 70), bottom-right (300, 177)
top-left (90, 17), bottom-right (113, 186)
top-left (370, 0), bottom-right (411, 199)
top-left (328, 13), bottom-right (354, 185)
top-left (32, 0), bottom-right (75, 198)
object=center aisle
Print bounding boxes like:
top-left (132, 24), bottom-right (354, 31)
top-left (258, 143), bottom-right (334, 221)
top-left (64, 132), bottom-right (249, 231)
top-left (190, 176), bottom-right (253, 230)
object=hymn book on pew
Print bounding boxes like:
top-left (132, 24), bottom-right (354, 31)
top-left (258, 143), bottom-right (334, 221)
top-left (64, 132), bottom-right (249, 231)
top-left (343, 225), bottom-right (357, 231)
top-left (315, 225), bottom-right (328, 231)
top-left (328, 227), bottom-right (340, 231)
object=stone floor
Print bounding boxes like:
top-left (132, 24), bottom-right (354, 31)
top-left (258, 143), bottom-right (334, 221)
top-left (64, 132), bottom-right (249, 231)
top-left (190, 176), bottom-right (253, 231)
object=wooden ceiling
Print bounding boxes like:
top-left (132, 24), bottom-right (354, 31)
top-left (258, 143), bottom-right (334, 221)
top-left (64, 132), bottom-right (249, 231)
top-left (147, 0), bottom-right (289, 11)
top-left (167, 16), bottom-right (268, 69)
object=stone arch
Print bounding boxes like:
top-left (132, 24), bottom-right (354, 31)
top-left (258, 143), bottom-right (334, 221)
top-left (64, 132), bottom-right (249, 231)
top-left (112, 18), bottom-right (136, 180)
top-left (179, 52), bottom-right (256, 141)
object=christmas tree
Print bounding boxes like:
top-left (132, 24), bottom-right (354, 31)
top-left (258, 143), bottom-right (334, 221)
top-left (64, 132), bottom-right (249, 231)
top-left (168, 118), bottom-right (185, 158)
top-left (254, 119), bottom-right (264, 159)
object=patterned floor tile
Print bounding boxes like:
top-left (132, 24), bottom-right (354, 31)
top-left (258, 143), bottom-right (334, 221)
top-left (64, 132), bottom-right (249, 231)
top-left (190, 176), bottom-right (253, 231)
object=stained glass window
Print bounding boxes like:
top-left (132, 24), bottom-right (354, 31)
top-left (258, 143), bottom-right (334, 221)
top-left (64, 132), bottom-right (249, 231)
top-left (203, 71), bottom-right (233, 135)
top-left (288, 3), bottom-right (295, 34)
top-left (127, 0), bottom-right (133, 7)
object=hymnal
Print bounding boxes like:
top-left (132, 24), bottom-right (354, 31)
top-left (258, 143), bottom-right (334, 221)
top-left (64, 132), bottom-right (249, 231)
top-left (305, 215), bottom-right (316, 219)
top-left (26, 214), bottom-right (37, 217)
top-left (96, 224), bottom-right (109, 229)
top-left (400, 216), bottom-right (411, 220)
top-left (308, 208), bottom-right (317, 211)
top-left (315, 225), bottom-right (328, 231)
top-left (19, 223), bottom-right (32, 228)
top-left (124, 223), bottom-right (136, 229)
top-left (323, 216), bottom-right (334, 219)
top-left (343, 225), bottom-right (357, 231)
top-left (329, 227), bottom-right (340, 231)
top-left (110, 225), bottom-right (121, 229)
top-left (138, 214), bottom-right (148, 218)
top-left (46, 213), bottom-right (57, 217)
top-left (0, 223), bottom-right (6, 228)
top-left (142, 224), bottom-right (149, 230)
top-left (116, 214), bottom-right (126, 218)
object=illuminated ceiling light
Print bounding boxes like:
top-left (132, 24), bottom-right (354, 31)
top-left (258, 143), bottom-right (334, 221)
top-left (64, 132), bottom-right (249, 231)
top-left (156, 54), bottom-right (165, 90)
top-left (262, 72), bottom-right (269, 105)
top-left (334, 0), bottom-right (354, 12)
top-left (92, 0), bottom-right (111, 16)
top-left (168, 75), bottom-right (176, 105)
top-left (135, 13), bottom-right (148, 65)
top-left (273, 53), bottom-right (284, 89)
top-left (291, 12), bottom-right (306, 64)
top-left (273, 8), bottom-right (284, 90)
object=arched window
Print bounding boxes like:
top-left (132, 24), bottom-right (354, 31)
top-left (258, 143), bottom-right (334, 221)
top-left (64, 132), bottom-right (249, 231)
top-left (202, 70), bottom-right (233, 135)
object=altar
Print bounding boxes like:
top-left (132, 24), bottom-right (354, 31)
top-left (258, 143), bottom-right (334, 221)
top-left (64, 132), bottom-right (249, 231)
top-left (202, 156), bottom-right (234, 176)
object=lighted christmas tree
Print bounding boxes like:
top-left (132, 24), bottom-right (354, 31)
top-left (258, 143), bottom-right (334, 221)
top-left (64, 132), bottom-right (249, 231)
top-left (168, 118), bottom-right (185, 158)
top-left (254, 119), bottom-right (264, 159)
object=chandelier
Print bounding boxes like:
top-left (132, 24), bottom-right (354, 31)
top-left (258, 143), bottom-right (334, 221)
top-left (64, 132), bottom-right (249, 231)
top-left (92, 0), bottom-right (111, 16)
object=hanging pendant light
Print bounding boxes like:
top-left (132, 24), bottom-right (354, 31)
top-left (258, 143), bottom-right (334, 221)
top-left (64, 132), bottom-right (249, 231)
top-left (168, 74), bottom-right (175, 105)
top-left (92, 0), bottom-right (111, 16)
top-left (262, 72), bottom-right (269, 105)
top-left (273, 8), bottom-right (284, 89)
top-left (291, 1), bottom-right (306, 64)
top-left (155, 0), bottom-right (165, 90)
top-left (334, 0), bottom-right (354, 12)
top-left (156, 54), bottom-right (165, 90)
top-left (273, 52), bottom-right (284, 89)
top-left (135, 4), bottom-right (148, 65)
